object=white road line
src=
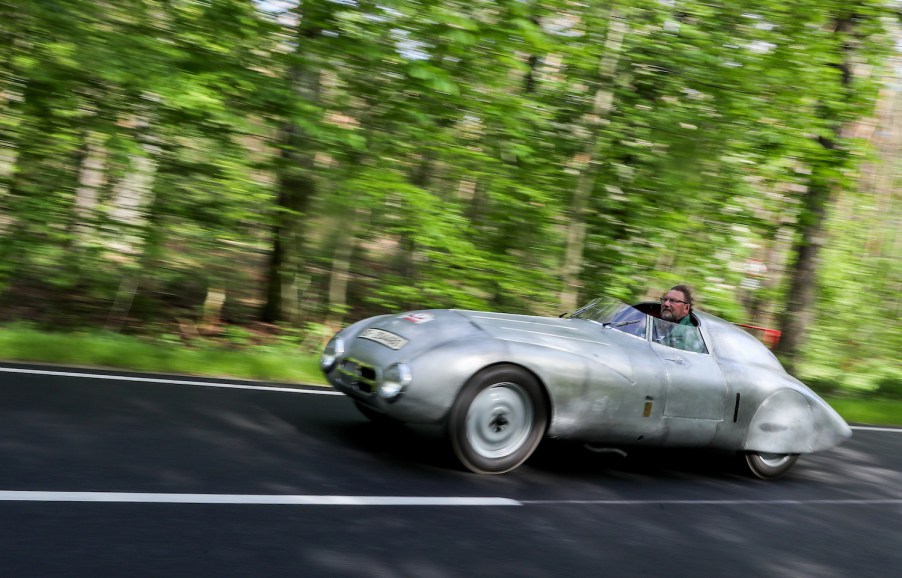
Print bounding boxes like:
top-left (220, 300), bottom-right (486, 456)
top-left (0, 491), bottom-right (519, 506)
top-left (1, 491), bottom-right (898, 507)
top-left (521, 499), bottom-right (902, 505)
top-left (850, 426), bottom-right (902, 433)
top-left (0, 366), bottom-right (342, 395)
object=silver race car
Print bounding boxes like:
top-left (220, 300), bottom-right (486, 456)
top-left (321, 298), bottom-right (850, 478)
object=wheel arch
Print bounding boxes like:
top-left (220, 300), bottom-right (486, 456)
top-left (745, 390), bottom-right (814, 453)
top-left (744, 389), bottom-right (850, 454)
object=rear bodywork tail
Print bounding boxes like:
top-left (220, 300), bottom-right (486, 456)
top-left (744, 389), bottom-right (852, 453)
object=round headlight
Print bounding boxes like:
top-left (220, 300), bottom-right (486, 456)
top-left (378, 363), bottom-right (412, 401)
top-left (320, 336), bottom-right (345, 372)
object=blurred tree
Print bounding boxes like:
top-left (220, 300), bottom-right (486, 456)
top-left (802, 41), bottom-right (902, 388)
top-left (0, 0), bottom-right (897, 392)
top-left (770, 2), bottom-right (893, 372)
top-left (559, 6), bottom-right (626, 312)
top-left (260, 0), bottom-right (342, 324)
top-left (0, 0), bottom-right (278, 326)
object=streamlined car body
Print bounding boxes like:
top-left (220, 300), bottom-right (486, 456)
top-left (321, 298), bottom-right (851, 478)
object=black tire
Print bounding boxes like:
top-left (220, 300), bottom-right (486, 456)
top-left (743, 452), bottom-right (799, 479)
top-left (448, 364), bottom-right (548, 474)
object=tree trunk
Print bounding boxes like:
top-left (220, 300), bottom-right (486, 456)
top-left (261, 4), bottom-right (325, 323)
top-left (71, 132), bottom-right (109, 248)
top-left (560, 11), bottom-right (626, 311)
top-left (390, 150), bottom-right (434, 300)
top-left (774, 15), bottom-right (854, 372)
top-left (774, 182), bottom-right (832, 371)
top-left (324, 207), bottom-right (363, 334)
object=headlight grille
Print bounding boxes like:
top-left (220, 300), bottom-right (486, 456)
top-left (338, 358), bottom-right (377, 393)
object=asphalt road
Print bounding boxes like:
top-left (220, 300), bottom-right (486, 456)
top-left (0, 363), bottom-right (900, 577)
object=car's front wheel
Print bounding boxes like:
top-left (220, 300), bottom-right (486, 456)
top-left (448, 365), bottom-right (548, 474)
top-left (743, 451), bottom-right (799, 479)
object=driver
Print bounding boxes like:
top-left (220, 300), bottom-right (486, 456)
top-left (659, 285), bottom-right (704, 352)
top-left (661, 285), bottom-right (694, 325)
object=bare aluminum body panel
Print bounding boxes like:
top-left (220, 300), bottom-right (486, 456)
top-left (323, 298), bottom-right (851, 455)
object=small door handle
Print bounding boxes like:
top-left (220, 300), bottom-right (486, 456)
top-left (664, 356), bottom-right (685, 365)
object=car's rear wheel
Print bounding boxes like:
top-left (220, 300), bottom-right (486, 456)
top-left (743, 451), bottom-right (799, 479)
top-left (448, 365), bottom-right (548, 474)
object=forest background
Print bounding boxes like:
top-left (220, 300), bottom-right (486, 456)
top-left (1, 0), bottom-right (899, 410)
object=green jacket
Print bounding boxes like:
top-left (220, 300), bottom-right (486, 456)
top-left (665, 314), bottom-right (705, 353)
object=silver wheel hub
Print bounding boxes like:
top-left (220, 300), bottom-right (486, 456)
top-left (466, 382), bottom-right (533, 459)
top-left (756, 453), bottom-right (792, 467)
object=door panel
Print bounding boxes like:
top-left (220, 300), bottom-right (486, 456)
top-left (651, 342), bottom-right (727, 420)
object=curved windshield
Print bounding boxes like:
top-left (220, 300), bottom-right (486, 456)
top-left (571, 297), bottom-right (708, 352)
top-left (569, 298), bottom-right (647, 338)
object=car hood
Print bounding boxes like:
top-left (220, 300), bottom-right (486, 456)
top-left (360, 308), bottom-right (615, 348)
top-left (354, 309), bottom-right (633, 382)
top-left (457, 310), bottom-right (606, 343)
top-left (351, 309), bottom-right (486, 358)
top-left (456, 310), bottom-right (635, 383)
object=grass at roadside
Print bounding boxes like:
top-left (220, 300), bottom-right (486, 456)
top-left (822, 398), bottom-right (902, 428)
top-left (0, 325), bottom-right (899, 427)
top-left (0, 325), bottom-right (326, 386)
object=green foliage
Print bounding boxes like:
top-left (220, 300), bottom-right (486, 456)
top-left (0, 0), bottom-right (898, 397)
top-left (875, 375), bottom-right (902, 401)
top-left (222, 325), bottom-right (254, 347)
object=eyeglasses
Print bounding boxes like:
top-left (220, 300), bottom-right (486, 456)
top-left (660, 297), bottom-right (688, 305)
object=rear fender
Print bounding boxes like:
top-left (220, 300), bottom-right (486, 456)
top-left (744, 390), bottom-right (851, 454)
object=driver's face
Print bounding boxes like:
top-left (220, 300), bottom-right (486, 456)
top-left (661, 290), bottom-right (690, 322)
